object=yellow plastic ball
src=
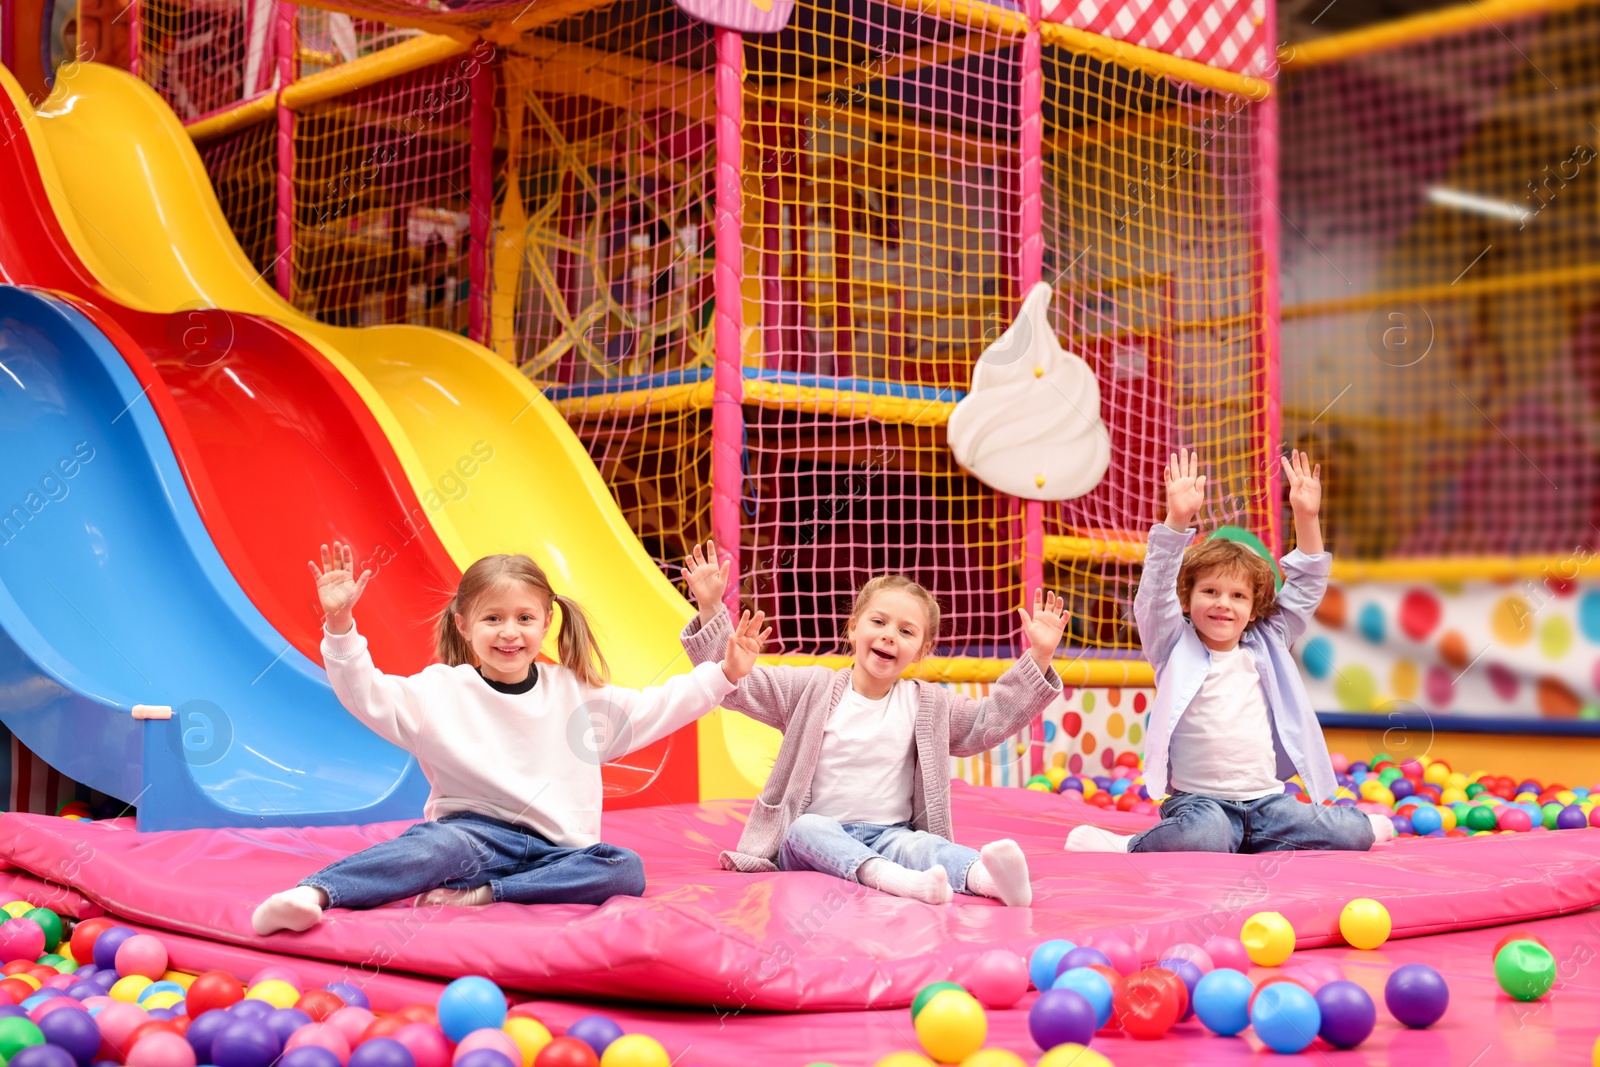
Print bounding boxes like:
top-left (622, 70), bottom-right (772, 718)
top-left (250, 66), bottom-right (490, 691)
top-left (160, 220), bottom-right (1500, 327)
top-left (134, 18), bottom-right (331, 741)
top-left (1558, 790), bottom-right (1578, 805)
top-left (1, 902), bottom-right (31, 919)
top-left (1440, 787), bottom-right (1467, 805)
top-left (914, 990), bottom-right (987, 1064)
top-left (1035, 1045), bottom-right (1115, 1067)
top-left (1372, 787), bottom-right (1396, 808)
top-left (1079, 780), bottom-right (1097, 799)
top-left (958, 1052), bottom-right (1027, 1067)
top-left (502, 1018), bottom-right (552, 1067)
top-left (598, 1034), bottom-right (669, 1067)
top-left (874, 1056), bottom-right (937, 1067)
top-left (1423, 763), bottom-right (1450, 786)
top-left (245, 979), bottom-right (301, 1009)
top-left (1339, 898), bottom-right (1392, 950)
top-left (1358, 779), bottom-right (1385, 799)
top-left (1468, 769), bottom-right (1489, 783)
top-left (1515, 791), bottom-right (1539, 804)
top-left (57, 944), bottom-right (76, 965)
top-left (1026, 782), bottom-right (1052, 792)
top-left (1334, 786), bottom-right (1357, 801)
top-left (1445, 772), bottom-right (1469, 791)
top-left (110, 975), bottom-right (153, 1003)
top-left (1046, 768), bottom-right (1068, 789)
top-left (142, 991), bottom-right (184, 1010)
top-left (1439, 807), bottom-right (1458, 831)
top-left (1592, 1032), bottom-right (1600, 1067)
top-left (10, 974), bottom-right (40, 992)
top-left (160, 971), bottom-right (195, 989)
top-left (1242, 911), bottom-right (1296, 966)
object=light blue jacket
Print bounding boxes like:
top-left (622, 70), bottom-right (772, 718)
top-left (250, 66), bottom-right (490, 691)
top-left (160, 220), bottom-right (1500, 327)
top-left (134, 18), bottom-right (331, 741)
top-left (1135, 523), bottom-right (1338, 803)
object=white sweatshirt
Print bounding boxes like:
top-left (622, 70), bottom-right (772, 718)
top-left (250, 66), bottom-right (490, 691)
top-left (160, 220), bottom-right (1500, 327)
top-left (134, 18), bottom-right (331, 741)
top-left (321, 625), bottom-right (735, 847)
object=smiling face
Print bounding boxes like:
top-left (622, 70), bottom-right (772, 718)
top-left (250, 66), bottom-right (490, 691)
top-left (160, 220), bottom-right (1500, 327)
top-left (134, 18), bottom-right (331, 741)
top-left (1185, 564), bottom-right (1257, 651)
top-left (455, 580), bottom-right (551, 683)
top-left (847, 588), bottom-right (933, 697)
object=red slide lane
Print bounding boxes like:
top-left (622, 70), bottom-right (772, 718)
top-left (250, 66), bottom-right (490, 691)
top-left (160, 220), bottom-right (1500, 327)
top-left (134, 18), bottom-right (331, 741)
top-left (0, 90), bottom-right (459, 676)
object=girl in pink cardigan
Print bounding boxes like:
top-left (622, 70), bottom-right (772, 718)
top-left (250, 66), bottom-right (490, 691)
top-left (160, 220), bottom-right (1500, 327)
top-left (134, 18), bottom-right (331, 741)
top-left (680, 543), bottom-right (1067, 906)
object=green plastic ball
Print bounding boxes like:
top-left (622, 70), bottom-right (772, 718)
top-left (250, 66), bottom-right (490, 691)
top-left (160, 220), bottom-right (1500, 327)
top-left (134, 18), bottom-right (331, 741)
top-left (20, 909), bottom-right (60, 953)
top-left (0, 1017), bottom-right (44, 1063)
top-left (1495, 940), bottom-right (1556, 1001)
top-left (1542, 802), bottom-right (1564, 830)
top-left (911, 981), bottom-right (968, 1021)
top-left (1380, 768), bottom-right (1403, 786)
top-left (1371, 752), bottom-right (1393, 766)
top-left (1465, 782), bottom-right (1486, 799)
top-left (1464, 805), bottom-right (1499, 832)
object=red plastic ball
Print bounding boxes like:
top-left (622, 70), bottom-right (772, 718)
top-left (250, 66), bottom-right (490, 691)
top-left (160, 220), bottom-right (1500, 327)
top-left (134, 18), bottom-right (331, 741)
top-left (1248, 973), bottom-right (1313, 1014)
top-left (1115, 793), bottom-right (1139, 812)
top-left (186, 971), bottom-right (246, 1016)
top-left (361, 1016), bottom-right (412, 1044)
top-left (69, 918), bottom-right (114, 967)
top-left (1113, 968), bottom-right (1183, 1039)
top-left (129, 1020), bottom-right (187, 1049)
top-left (0, 978), bottom-right (34, 1003)
top-left (1087, 792), bottom-right (1114, 809)
top-left (531, 1037), bottom-right (600, 1067)
top-left (1085, 964), bottom-right (1126, 998)
top-left (0, 962), bottom-right (34, 977)
top-left (1492, 931), bottom-right (1549, 962)
top-left (1115, 752), bottom-right (1140, 769)
top-left (397, 1005), bottom-right (439, 1028)
top-left (296, 990), bottom-right (346, 1022)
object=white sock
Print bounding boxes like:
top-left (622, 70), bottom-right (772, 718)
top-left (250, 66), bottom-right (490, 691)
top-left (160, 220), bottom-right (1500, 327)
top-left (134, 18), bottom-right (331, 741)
top-left (414, 885), bottom-right (494, 907)
top-left (1065, 825), bottom-right (1133, 853)
top-left (965, 840), bottom-right (1033, 906)
top-left (857, 859), bottom-right (954, 905)
top-left (252, 886), bottom-right (326, 935)
top-left (1368, 813), bottom-right (1396, 845)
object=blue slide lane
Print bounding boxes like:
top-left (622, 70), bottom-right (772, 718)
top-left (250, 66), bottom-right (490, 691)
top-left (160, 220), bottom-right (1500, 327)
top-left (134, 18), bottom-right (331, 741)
top-left (0, 285), bottom-right (429, 830)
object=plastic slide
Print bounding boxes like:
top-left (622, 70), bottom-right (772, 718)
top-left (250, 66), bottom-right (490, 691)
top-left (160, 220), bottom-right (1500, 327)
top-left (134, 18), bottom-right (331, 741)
top-left (14, 61), bottom-right (775, 801)
top-left (0, 284), bottom-right (432, 828)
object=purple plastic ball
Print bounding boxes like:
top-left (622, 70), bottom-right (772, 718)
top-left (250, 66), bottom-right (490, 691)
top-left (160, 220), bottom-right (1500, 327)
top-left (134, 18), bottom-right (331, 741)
top-left (90, 928), bottom-right (135, 971)
top-left (454, 1051), bottom-right (514, 1067)
top-left (1390, 778), bottom-right (1415, 801)
top-left (37, 1006), bottom-right (100, 1067)
top-left (10, 1046), bottom-right (78, 1067)
top-left (564, 1016), bottom-right (623, 1058)
top-left (227, 1000), bottom-right (273, 1021)
top-left (211, 1017), bottom-right (282, 1067)
top-left (63, 984), bottom-right (98, 1002)
top-left (1315, 980), bottom-right (1376, 1049)
top-left (87, 972), bottom-right (118, 993)
top-left (1349, 762), bottom-right (1369, 775)
top-left (348, 1038), bottom-right (416, 1067)
top-left (186, 1009), bottom-right (235, 1063)
top-left (1557, 805), bottom-right (1588, 830)
top-left (323, 983), bottom-right (369, 1011)
top-left (1390, 815), bottom-right (1414, 836)
top-left (146, 1007), bottom-right (177, 1021)
top-left (264, 1008), bottom-right (313, 1047)
top-left (1157, 958), bottom-right (1203, 1020)
top-left (1027, 989), bottom-right (1097, 1050)
top-left (71, 967), bottom-right (97, 981)
top-left (1058, 777), bottom-right (1083, 795)
top-left (1385, 964), bottom-right (1449, 1028)
top-left (0, 1005), bottom-right (28, 1020)
top-left (281, 1048), bottom-right (344, 1067)
top-left (1054, 946), bottom-right (1111, 976)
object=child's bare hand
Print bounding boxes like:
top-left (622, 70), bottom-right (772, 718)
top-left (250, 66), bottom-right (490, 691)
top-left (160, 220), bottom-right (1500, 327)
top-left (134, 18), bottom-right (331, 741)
top-left (722, 610), bottom-right (770, 684)
top-left (683, 540), bottom-right (729, 621)
top-left (1018, 589), bottom-right (1069, 670)
top-left (1164, 448), bottom-right (1206, 530)
top-left (1284, 449), bottom-right (1322, 519)
top-left (307, 542), bottom-right (371, 635)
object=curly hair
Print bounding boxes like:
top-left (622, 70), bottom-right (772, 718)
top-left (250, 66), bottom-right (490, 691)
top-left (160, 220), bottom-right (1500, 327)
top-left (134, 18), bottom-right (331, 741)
top-left (1176, 539), bottom-right (1279, 620)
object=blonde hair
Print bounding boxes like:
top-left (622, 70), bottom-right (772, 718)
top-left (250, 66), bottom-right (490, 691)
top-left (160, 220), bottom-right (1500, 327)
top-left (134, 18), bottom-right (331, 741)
top-left (1176, 539), bottom-right (1279, 621)
top-left (845, 575), bottom-right (942, 655)
top-left (435, 555), bottom-right (609, 687)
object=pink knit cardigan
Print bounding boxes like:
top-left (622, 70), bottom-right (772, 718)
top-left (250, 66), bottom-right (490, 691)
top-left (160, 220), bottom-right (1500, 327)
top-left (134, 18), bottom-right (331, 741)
top-left (681, 608), bottom-right (1064, 873)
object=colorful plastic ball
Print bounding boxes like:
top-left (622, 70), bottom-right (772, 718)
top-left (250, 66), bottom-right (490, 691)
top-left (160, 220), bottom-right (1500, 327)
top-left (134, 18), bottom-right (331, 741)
top-left (187, 973), bottom-right (245, 1018)
top-left (454, 1051), bottom-right (514, 1067)
top-left (1192, 967), bottom-right (1254, 1036)
top-left (1027, 941), bottom-right (1076, 992)
top-left (141, 993), bottom-right (183, 1012)
top-left (20, 913), bottom-right (62, 956)
top-left (127, 1030), bottom-right (197, 1067)
top-left (10, 1046), bottom-right (75, 1067)
top-left (185, 1010), bottom-right (237, 1064)
top-left (283, 1048), bottom-right (345, 1067)
top-left (244, 981), bottom-right (299, 1011)
top-left (455, 1030), bottom-right (519, 1067)
top-left (265, 1009), bottom-right (314, 1048)
top-left (562, 1017), bottom-right (622, 1060)
top-left (1033, 1045), bottom-right (1112, 1067)
top-left (1558, 805), bottom-right (1589, 830)
top-left (1540, 802), bottom-right (1564, 830)
top-left (0, 922), bottom-right (47, 965)
top-left (1114, 968), bottom-right (1183, 1039)
top-left (501, 1018), bottom-right (552, 1067)
top-left (1201, 936), bottom-right (1251, 974)
top-left (322, 985), bottom-right (367, 1012)
top-left (1496, 806), bottom-right (1533, 832)
top-left (348, 1038), bottom-right (416, 1067)
top-left (1155, 958), bottom-right (1202, 1020)
top-left (1250, 981), bottom-right (1321, 1053)
top-left (1053, 947), bottom-right (1110, 977)
top-left (1242, 911), bottom-right (1295, 966)
top-left (1495, 940), bottom-right (1557, 1001)
top-left (595, 1035), bottom-right (668, 1067)
top-left (909, 982), bottom-right (966, 1022)
top-left (1314, 979), bottom-right (1376, 1049)
top-left (1049, 969), bottom-right (1112, 1030)
top-left (1385, 963), bottom-right (1449, 1028)
top-left (531, 1037), bottom-right (600, 1067)
top-left (1087, 936), bottom-right (1137, 977)
top-left (1339, 898), bottom-right (1391, 950)
top-left (437, 978), bottom-right (506, 1043)
top-left (211, 1018), bottom-right (282, 1067)
top-left (324, 1008), bottom-right (374, 1049)
top-left (1160, 942), bottom-right (1213, 973)
top-left (1027, 988), bottom-right (1096, 1050)
top-left (88, 930), bottom-right (134, 974)
top-left (0, 1016), bottom-right (46, 1060)
top-left (111, 938), bottom-right (165, 983)
top-left (391, 1024), bottom-right (452, 1067)
top-left (37, 1004), bottom-right (98, 1066)
top-left (93, 1002), bottom-right (147, 1054)
top-left (294, 991), bottom-right (345, 1023)
top-left (913, 990), bottom-right (985, 1064)
top-left (958, 952), bottom-right (1027, 1010)
top-left (246, 969), bottom-right (301, 993)
top-left (230, 1001), bottom-right (275, 1023)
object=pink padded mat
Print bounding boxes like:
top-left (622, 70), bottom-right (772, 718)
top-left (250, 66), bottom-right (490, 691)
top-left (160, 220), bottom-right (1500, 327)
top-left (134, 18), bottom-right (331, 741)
top-left (4, 783), bottom-right (1599, 1011)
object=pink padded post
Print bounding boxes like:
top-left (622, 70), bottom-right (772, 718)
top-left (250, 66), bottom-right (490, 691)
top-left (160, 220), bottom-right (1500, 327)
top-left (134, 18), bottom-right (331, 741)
top-left (1019, 0), bottom-right (1045, 776)
top-left (1258, 9), bottom-right (1282, 556)
top-left (468, 46), bottom-right (494, 345)
top-left (273, 0), bottom-right (296, 302)
top-left (712, 27), bottom-right (745, 613)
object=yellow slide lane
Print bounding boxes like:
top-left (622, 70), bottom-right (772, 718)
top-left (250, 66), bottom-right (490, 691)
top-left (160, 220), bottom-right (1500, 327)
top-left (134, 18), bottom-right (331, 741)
top-left (19, 62), bottom-right (774, 798)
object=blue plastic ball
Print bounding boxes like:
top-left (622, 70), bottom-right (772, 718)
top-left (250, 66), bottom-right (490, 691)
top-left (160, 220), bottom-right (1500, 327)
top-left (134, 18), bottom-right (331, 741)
top-left (1409, 805), bottom-right (1443, 836)
top-left (1386, 964), bottom-right (1449, 1028)
top-left (1027, 989), bottom-right (1096, 1050)
top-left (1156, 958), bottom-right (1203, 1021)
top-left (1049, 968), bottom-right (1112, 1029)
top-left (1251, 982), bottom-right (1321, 1053)
top-left (1108, 780), bottom-right (1129, 797)
top-left (564, 1015), bottom-right (624, 1058)
top-left (323, 983), bottom-right (369, 1011)
top-left (436, 976), bottom-right (507, 1042)
top-left (1054, 946), bottom-right (1111, 976)
top-left (1193, 967), bottom-right (1254, 1036)
top-left (211, 1017), bottom-right (281, 1067)
top-left (137, 982), bottom-right (187, 1004)
top-left (348, 1038), bottom-right (416, 1067)
top-left (1315, 980), bottom-right (1376, 1049)
top-left (1028, 940), bottom-right (1076, 991)
top-left (36, 1005), bottom-right (98, 1067)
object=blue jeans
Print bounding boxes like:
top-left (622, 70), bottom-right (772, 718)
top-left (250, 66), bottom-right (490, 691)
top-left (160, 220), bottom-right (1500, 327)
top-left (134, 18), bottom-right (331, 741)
top-left (1128, 791), bottom-right (1374, 854)
top-left (300, 811), bottom-right (646, 907)
top-left (778, 812), bottom-right (982, 894)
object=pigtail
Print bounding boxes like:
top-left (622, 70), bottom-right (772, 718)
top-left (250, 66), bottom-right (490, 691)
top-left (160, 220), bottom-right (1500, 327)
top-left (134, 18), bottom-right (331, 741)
top-left (434, 591), bottom-right (476, 666)
top-left (553, 593), bottom-right (610, 688)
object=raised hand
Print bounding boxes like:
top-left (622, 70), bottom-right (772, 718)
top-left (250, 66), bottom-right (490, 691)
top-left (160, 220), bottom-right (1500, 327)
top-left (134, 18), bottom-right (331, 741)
top-left (1164, 447), bottom-right (1207, 531)
top-left (1284, 449), bottom-right (1322, 519)
top-left (722, 610), bottom-right (771, 684)
top-left (683, 539), bottom-right (730, 622)
top-left (307, 542), bottom-right (371, 635)
top-left (1018, 589), bottom-right (1070, 670)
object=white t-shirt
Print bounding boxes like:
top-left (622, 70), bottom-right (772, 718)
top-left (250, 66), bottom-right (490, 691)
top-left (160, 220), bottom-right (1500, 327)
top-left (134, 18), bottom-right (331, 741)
top-left (1168, 643), bottom-right (1281, 801)
top-left (804, 681), bottom-right (918, 825)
